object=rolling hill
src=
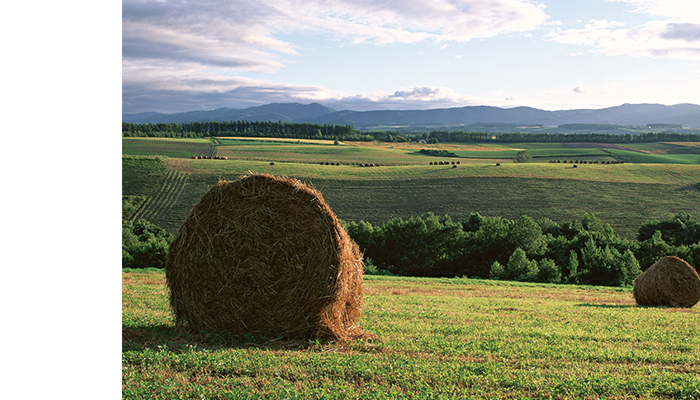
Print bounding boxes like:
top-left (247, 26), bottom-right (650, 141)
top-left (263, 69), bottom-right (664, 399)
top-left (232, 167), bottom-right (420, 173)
top-left (123, 102), bottom-right (700, 128)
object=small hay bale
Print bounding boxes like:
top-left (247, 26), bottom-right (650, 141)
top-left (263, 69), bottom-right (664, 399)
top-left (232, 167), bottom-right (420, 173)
top-left (633, 256), bottom-right (700, 308)
top-left (166, 173), bottom-right (373, 341)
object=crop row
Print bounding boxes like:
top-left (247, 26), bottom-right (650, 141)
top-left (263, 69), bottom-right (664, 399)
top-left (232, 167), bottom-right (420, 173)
top-left (131, 169), bottom-right (189, 229)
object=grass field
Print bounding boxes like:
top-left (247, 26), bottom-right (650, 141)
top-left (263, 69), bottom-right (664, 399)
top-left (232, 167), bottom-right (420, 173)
top-left (123, 147), bottom-right (700, 238)
top-left (122, 270), bottom-right (700, 399)
top-left (123, 138), bottom-right (216, 159)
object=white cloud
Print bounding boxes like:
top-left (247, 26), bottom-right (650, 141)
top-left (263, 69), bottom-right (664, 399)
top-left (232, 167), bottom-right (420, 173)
top-left (123, 0), bottom-right (554, 113)
top-left (547, 1), bottom-right (700, 60)
top-left (279, 0), bottom-right (550, 44)
top-left (606, 0), bottom-right (700, 20)
top-left (122, 0), bottom-right (551, 71)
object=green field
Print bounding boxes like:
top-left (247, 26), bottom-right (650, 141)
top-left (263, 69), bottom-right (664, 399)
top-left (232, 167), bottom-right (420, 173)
top-left (122, 270), bottom-right (700, 399)
top-left (123, 137), bottom-right (216, 159)
top-left (122, 137), bottom-right (700, 239)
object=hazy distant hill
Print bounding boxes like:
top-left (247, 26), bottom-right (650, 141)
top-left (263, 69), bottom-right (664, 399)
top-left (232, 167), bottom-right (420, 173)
top-left (124, 103), bottom-right (336, 124)
top-left (123, 102), bottom-right (700, 128)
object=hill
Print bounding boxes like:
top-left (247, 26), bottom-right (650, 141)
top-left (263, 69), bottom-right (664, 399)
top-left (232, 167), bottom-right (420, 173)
top-left (122, 139), bottom-right (700, 239)
top-left (123, 102), bottom-right (336, 124)
top-left (123, 102), bottom-right (700, 129)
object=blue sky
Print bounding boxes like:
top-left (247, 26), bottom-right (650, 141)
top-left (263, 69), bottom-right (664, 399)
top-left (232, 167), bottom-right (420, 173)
top-left (122, 0), bottom-right (700, 114)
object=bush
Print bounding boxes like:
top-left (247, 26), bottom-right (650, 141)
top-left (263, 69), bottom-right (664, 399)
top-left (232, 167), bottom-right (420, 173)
top-left (514, 150), bottom-right (533, 163)
top-left (122, 219), bottom-right (174, 269)
top-left (489, 261), bottom-right (505, 280)
top-left (637, 211), bottom-right (700, 246)
top-left (506, 248), bottom-right (539, 281)
top-left (537, 258), bottom-right (561, 283)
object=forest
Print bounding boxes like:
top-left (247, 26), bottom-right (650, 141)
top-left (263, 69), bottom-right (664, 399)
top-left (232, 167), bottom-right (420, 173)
top-left (124, 211), bottom-right (700, 287)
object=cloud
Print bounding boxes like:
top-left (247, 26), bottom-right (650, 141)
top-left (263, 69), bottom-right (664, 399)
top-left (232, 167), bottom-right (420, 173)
top-left (546, 1), bottom-right (700, 60)
top-left (280, 0), bottom-right (550, 44)
top-left (122, 77), bottom-right (486, 113)
top-left (660, 23), bottom-right (700, 42)
top-left (572, 85), bottom-right (588, 94)
top-left (122, 0), bottom-right (294, 74)
top-left (123, 0), bottom-right (554, 113)
top-left (123, 0), bottom-right (551, 70)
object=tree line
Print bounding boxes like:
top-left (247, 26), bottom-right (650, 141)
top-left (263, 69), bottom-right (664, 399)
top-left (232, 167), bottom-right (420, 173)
top-left (123, 120), bottom-right (700, 143)
top-left (122, 120), bottom-right (406, 142)
top-left (123, 211), bottom-right (700, 287)
top-left (345, 211), bottom-right (700, 286)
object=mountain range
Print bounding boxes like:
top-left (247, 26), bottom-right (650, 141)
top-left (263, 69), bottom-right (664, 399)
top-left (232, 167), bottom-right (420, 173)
top-left (123, 102), bottom-right (700, 129)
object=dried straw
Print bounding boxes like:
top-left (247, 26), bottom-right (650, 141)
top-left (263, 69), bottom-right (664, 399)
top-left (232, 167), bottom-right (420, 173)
top-left (165, 173), bottom-right (374, 341)
top-left (633, 256), bottom-right (700, 308)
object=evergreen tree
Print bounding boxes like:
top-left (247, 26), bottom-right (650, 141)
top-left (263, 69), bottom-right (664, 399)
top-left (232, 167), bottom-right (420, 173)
top-left (567, 250), bottom-right (579, 283)
top-left (506, 247), bottom-right (539, 281)
top-left (537, 258), bottom-right (561, 283)
top-left (489, 261), bottom-right (505, 280)
top-left (621, 249), bottom-right (642, 286)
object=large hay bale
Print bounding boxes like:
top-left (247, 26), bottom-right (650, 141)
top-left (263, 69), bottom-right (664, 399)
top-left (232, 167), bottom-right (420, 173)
top-left (166, 173), bottom-right (372, 341)
top-left (633, 256), bottom-right (700, 308)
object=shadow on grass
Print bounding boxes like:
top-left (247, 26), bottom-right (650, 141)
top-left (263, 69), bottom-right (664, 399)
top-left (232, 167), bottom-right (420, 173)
top-left (678, 183), bottom-right (700, 193)
top-left (122, 324), bottom-right (321, 353)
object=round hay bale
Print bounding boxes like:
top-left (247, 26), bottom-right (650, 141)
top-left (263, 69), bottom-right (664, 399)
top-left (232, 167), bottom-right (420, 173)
top-left (166, 173), bottom-right (373, 341)
top-left (633, 256), bottom-right (700, 308)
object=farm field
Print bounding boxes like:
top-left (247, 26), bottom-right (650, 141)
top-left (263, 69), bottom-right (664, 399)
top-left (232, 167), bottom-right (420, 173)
top-left (123, 137), bottom-right (216, 159)
top-left (122, 269), bottom-right (700, 399)
top-left (122, 137), bottom-right (700, 238)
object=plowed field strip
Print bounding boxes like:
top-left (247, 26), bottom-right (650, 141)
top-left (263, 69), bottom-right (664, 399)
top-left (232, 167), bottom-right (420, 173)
top-left (133, 170), bottom-right (189, 225)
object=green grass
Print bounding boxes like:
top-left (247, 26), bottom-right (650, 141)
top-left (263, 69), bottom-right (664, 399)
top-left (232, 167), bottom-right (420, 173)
top-left (123, 138), bottom-right (216, 159)
top-left (122, 155), bottom-right (168, 196)
top-left (453, 148), bottom-right (612, 160)
top-left (215, 137), bottom-right (344, 145)
top-left (605, 149), bottom-right (700, 164)
top-left (122, 270), bottom-right (700, 399)
top-left (214, 142), bottom-right (446, 166)
top-left (122, 154), bottom-right (700, 239)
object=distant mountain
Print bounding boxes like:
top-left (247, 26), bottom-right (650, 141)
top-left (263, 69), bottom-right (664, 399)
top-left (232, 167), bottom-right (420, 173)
top-left (123, 102), bottom-right (700, 128)
top-left (123, 102), bottom-right (336, 124)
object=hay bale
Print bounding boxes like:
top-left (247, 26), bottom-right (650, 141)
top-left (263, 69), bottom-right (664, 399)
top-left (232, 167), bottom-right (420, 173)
top-left (166, 173), bottom-right (373, 341)
top-left (633, 256), bottom-right (700, 308)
